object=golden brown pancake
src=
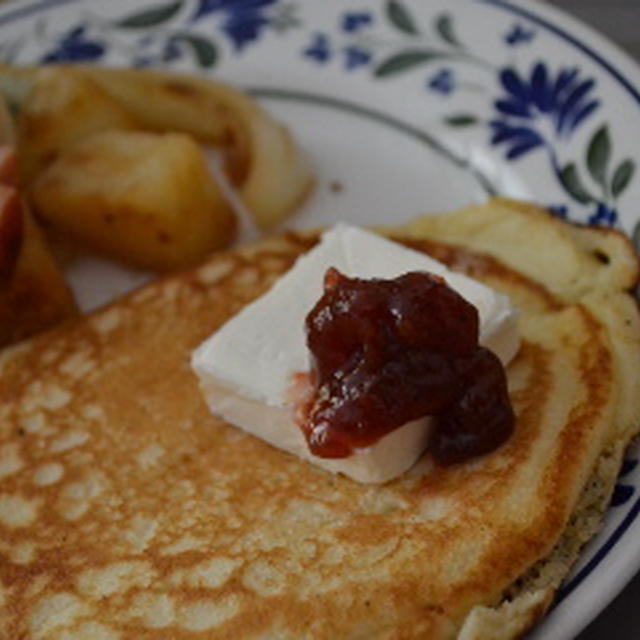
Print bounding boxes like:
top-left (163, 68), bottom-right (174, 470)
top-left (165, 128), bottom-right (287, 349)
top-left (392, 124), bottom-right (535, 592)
top-left (0, 199), bottom-right (638, 639)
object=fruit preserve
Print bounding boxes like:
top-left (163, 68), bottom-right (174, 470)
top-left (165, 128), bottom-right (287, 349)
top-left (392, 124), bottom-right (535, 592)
top-left (302, 268), bottom-right (514, 464)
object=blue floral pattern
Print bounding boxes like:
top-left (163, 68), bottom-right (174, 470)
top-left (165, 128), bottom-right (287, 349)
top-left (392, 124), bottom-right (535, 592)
top-left (486, 62), bottom-right (632, 226)
top-left (341, 12), bottom-right (373, 33)
top-left (547, 204), bottom-right (568, 219)
top-left (40, 0), bottom-right (286, 68)
top-left (491, 64), bottom-right (599, 142)
top-left (41, 25), bottom-right (105, 63)
top-left (303, 32), bottom-right (373, 72)
top-left (428, 68), bottom-right (455, 95)
top-left (588, 202), bottom-right (618, 226)
top-left (190, 0), bottom-right (278, 51)
top-left (504, 23), bottom-right (535, 47)
top-left (611, 459), bottom-right (638, 507)
top-left (488, 63), bottom-right (601, 169)
top-left (303, 33), bottom-right (331, 64)
top-left (344, 46), bottom-right (372, 70)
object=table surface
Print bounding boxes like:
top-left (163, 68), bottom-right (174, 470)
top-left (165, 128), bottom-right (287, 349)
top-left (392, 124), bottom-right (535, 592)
top-left (543, 4), bottom-right (640, 639)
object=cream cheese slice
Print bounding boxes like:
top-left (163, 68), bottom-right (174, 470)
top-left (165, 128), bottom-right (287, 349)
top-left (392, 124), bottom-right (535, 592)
top-left (192, 223), bottom-right (520, 483)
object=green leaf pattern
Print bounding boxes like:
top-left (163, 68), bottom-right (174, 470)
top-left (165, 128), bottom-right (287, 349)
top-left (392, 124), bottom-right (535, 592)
top-left (553, 131), bottom-right (635, 217)
top-left (557, 124), bottom-right (637, 211)
top-left (375, 50), bottom-right (450, 78)
top-left (611, 160), bottom-right (635, 199)
top-left (444, 114), bottom-right (478, 127)
top-left (586, 125), bottom-right (612, 193)
top-left (375, 3), bottom-right (470, 79)
top-left (115, 1), bottom-right (183, 29)
top-left (171, 33), bottom-right (217, 68)
top-left (435, 14), bottom-right (460, 48)
top-left (633, 221), bottom-right (640, 255)
top-left (386, 0), bottom-right (419, 36)
top-left (559, 163), bottom-right (593, 204)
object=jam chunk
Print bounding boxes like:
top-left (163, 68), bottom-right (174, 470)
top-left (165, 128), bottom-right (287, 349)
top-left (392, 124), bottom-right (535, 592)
top-left (302, 268), bottom-right (514, 463)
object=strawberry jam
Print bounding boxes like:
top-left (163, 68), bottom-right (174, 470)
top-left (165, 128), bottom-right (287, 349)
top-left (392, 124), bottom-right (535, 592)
top-left (302, 268), bottom-right (514, 464)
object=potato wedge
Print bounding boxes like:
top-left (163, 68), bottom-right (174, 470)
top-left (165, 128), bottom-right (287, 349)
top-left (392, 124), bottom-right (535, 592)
top-left (73, 67), bottom-right (235, 146)
top-left (238, 113), bottom-right (314, 229)
top-left (16, 67), bottom-right (139, 186)
top-left (0, 63), bottom-right (313, 229)
top-left (0, 185), bottom-right (77, 348)
top-left (31, 129), bottom-right (236, 271)
top-left (72, 66), bottom-right (314, 229)
top-left (0, 142), bottom-right (77, 347)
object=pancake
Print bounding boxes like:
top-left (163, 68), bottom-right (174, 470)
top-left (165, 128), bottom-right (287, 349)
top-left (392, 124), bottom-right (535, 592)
top-left (0, 199), bottom-right (638, 639)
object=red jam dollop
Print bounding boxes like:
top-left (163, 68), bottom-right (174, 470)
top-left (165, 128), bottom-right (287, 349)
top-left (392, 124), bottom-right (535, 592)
top-left (302, 268), bottom-right (514, 464)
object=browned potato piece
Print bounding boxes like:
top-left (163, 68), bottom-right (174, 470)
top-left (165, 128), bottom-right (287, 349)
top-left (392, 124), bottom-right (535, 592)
top-left (0, 186), bottom-right (77, 348)
top-left (73, 66), bottom-right (314, 229)
top-left (30, 129), bottom-right (236, 271)
top-left (0, 64), bottom-right (314, 230)
top-left (16, 67), bottom-right (139, 186)
top-left (73, 67), bottom-right (234, 146)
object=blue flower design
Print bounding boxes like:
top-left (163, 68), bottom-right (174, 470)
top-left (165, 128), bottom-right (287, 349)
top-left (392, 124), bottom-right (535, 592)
top-left (341, 12), bottom-right (373, 33)
top-left (191, 0), bottom-right (277, 51)
top-left (303, 34), bottom-right (372, 70)
top-left (428, 68), bottom-right (455, 95)
top-left (490, 62), bottom-right (600, 161)
top-left (304, 33), bottom-right (331, 64)
top-left (547, 204), bottom-right (568, 219)
top-left (505, 23), bottom-right (535, 46)
top-left (611, 484), bottom-right (634, 506)
top-left (344, 46), bottom-right (371, 70)
top-left (162, 39), bottom-right (183, 63)
top-left (588, 202), bottom-right (618, 227)
top-left (494, 63), bottom-right (599, 138)
top-left (41, 25), bottom-right (105, 63)
top-left (223, 12), bottom-right (268, 50)
top-left (489, 121), bottom-right (545, 159)
top-left (193, 0), bottom-right (275, 21)
top-left (611, 458), bottom-right (637, 507)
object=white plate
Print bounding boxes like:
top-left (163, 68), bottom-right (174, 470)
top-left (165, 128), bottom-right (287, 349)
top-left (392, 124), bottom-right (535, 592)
top-left (2, 1), bottom-right (639, 638)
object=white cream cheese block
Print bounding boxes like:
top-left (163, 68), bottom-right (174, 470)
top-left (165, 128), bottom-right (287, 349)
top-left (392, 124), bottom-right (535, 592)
top-left (192, 224), bottom-right (520, 483)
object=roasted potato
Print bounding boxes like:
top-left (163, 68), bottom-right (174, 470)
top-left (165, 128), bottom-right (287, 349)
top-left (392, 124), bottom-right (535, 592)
top-left (0, 64), bottom-right (313, 229)
top-left (0, 62), bottom-right (313, 261)
top-left (73, 67), bottom-right (234, 146)
top-left (0, 186), bottom-right (77, 348)
top-left (0, 112), bottom-right (77, 348)
top-left (16, 67), bottom-right (139, 186)
top-left (69, 66), bottom-right (314, 229)
top-left (31, 129), bottom-right (236, 271)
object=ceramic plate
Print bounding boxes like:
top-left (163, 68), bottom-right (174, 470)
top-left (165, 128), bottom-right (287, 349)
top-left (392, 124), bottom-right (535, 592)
top-left (1, 1), bottom-right (639, 638)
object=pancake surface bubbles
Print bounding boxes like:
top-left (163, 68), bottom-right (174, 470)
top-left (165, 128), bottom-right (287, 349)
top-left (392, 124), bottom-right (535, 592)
top-left (0, 199), bottom-right (638, 639)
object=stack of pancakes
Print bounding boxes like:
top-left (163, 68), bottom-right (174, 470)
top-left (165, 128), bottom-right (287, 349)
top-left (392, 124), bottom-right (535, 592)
top-left (0, 199), bottom-right (638, 639)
